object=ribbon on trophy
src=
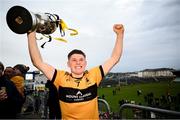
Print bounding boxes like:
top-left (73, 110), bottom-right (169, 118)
top-left (39, 14), bottom-right (78, 48)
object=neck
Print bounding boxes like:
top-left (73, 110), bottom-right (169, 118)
top-left (71, 73), bottom-right (84, 79)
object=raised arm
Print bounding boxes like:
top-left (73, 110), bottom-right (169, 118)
top-left (27, 32), bottom-right (55, 80)
top-left (102, 24), bottom-right (124, 75)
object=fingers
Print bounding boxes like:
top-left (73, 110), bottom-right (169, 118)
top-left (0, 90), bottom-right (8, 101)
top-left (114, 24), bottom-right (124, 29)
top-left (113, 24), bottom-right (124, 35)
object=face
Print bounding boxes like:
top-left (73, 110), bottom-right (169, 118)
top-left (4, 67), bottom-right (15, 78)
top-left (67, 54), bottom-right (87, 77)
top-left (14, 68), bottom-right (22, 76)
top-left (0, 65), bottom-right (4, 77)
top-left (0, 69), bottom-right (3, 77)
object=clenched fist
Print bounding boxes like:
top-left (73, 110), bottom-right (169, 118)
top-left (113, 24), bottom-right (124, 35)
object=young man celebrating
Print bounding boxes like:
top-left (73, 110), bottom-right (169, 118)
top-left (27, 24), bottom-right (124, 119)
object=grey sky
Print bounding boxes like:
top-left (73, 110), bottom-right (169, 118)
top-left (0, 0), bottom-right (180, 72)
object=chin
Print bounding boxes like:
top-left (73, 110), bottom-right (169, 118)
top-left (75, 70), bottom-right (84, 75)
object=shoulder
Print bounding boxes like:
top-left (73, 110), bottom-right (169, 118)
top-left (56, 69), bottom-right (70, 76)
top-left (51, 69), bottom-right (70, 82)
top-left (1, 76), bottom-right (15, 86)
top-left (88, 65), bottom-right (104, 76)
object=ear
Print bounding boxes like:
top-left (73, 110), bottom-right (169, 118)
top-left (85, 60), bottom-right (87, 67)
top-left (67, 61), bottom-right (70, 68)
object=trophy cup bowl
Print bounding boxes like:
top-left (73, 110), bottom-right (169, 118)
top-left (6, 6), bottom-right (58, 34)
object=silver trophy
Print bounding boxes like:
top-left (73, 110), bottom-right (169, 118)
top-left (6, 6), bottom-right (59, 34)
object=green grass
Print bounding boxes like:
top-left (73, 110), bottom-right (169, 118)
top-left (98, 81), bottom-right (180, 113)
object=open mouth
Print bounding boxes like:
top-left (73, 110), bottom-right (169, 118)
top-left (75, 66), bottom-right (82, 69)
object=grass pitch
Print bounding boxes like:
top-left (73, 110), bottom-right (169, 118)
top-left (98, 81), bottom-right (180, 113)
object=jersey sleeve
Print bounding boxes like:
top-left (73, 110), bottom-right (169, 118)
top-left (51, 69), bottom-right (65, 89)
top-left (89, 65), bottom-right (105, 86)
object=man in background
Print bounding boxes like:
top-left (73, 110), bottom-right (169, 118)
top-left (0, 62), bottom-right (24, 118)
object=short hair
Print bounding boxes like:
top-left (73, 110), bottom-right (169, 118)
top-left (0, 61), bottom-right (4, 71)
top-left (68, 49), bottom-right (86, 60)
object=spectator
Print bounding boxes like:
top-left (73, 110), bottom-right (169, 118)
top-left (11, 64), bottom-right (29, 98)
top-left (45, 80), bottom-right (61, 119)
top-left (34, 94), bottom-right (41, 113)
top-left (113, 90), bottom-right (116, 95)
top-left (102, 94), bottom-right (105, 99)
top-left (137, 89), bottom-right (142, 96)
top-left (0, 62), bottom-right (24, 118)
top-left (13, 64), bottom-right (29, 78)
top-left (3, 66), bottom-right (16, 79)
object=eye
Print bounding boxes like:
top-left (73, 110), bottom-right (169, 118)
top-left (80, 58), bottom-right (84, 61)
top-left (72, 59), bottom-right (77, 62)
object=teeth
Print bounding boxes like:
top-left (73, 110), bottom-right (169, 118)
top-left (76, 66), bottom-right (81, 69)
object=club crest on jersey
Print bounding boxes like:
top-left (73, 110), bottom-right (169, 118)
top-left (76, 91), bottom-right (83, 96)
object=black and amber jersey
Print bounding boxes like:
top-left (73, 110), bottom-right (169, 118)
top-left (51, 65), bottom-right (104, 119)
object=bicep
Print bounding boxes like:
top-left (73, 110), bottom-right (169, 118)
top-left (102, 57), bottom-right (118, 75)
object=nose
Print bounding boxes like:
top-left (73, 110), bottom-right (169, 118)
top-left (76, 60), bottom-right (80, 64)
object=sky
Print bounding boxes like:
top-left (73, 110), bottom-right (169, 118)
top-left (0, 0), bottom-right (180, 73)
